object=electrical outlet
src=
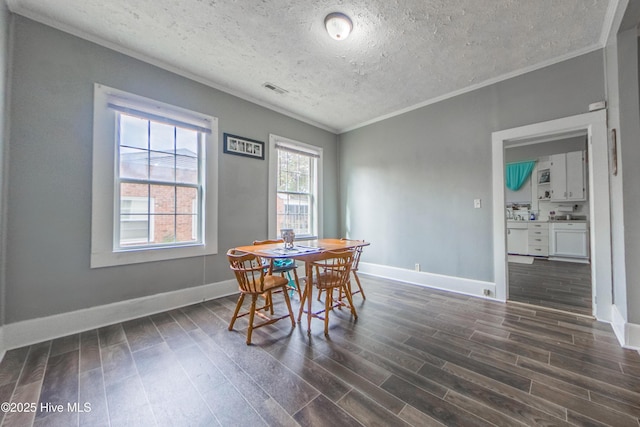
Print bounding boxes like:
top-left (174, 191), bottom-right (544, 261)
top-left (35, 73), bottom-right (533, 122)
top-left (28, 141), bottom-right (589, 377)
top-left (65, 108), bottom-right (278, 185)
top-left (483, 289), bottom-right (491, 296)
top-left (415, 263), bottom-right (420, 272)
top-left (474, 198), bottom-right (482, 209)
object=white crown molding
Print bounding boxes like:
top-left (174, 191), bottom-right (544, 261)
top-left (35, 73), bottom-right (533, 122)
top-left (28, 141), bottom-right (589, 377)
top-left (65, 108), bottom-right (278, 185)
top-left (339, 43), bottom-right (604, 134)
top-left (600, 0), bottom-right (626, 47)
top-left (6, 2), bottom-right (613, 136)
top-left (4, 3), bottom-right (339, 134)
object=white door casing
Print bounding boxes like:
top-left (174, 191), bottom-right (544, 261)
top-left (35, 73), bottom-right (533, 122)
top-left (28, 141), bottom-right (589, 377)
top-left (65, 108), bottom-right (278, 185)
top-left (492, 110), bottom-right (612, 320)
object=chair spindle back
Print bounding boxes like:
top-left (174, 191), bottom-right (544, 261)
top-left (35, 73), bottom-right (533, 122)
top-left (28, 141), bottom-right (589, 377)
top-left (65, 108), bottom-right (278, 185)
top-left (227, 249), bottom-right (267, 294)
top-left (311, 250), bottom-right (354, 288)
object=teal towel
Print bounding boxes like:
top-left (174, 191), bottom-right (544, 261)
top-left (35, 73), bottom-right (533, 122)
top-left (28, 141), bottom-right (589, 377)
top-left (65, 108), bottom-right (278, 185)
top-left (506, 160), bottom-right (536, 191)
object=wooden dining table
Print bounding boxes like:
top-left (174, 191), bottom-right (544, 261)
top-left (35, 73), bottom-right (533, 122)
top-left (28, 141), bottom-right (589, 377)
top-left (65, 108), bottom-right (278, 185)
top-left (233, 238), bottom-right (370, 333)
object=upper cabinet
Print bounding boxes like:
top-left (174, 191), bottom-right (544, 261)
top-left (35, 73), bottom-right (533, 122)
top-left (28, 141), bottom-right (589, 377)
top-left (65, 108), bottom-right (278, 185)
top-left (550, 150), bottom-right (586, 202)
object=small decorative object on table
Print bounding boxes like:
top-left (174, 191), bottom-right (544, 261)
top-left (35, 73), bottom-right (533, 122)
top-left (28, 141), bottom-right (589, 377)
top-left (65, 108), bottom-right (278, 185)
top-left (281, 229), bottom-right (295, 249)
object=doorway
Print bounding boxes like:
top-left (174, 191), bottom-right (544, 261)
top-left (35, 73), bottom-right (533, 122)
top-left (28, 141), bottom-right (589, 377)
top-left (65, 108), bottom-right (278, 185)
top-left (504, 136), bottom-right (592, 315)
top-left (491, 110), bottom-right (613, 322)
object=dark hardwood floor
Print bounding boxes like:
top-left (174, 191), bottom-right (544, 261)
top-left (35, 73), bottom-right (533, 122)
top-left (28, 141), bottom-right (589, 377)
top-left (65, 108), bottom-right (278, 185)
top-left (509, 259), bottom-right (592, 316)
top-left (0, 276), bottom-right (639, 426)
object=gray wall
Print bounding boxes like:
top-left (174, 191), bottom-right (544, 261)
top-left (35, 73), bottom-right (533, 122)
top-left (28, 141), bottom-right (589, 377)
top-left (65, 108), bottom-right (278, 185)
top-left (617, 29), bottom-right (640, 324)
top-left (339, 50), bottom-right (605, 283)
top-left (604, 0), bottom-right (640, 326)
top-left (619, 31), bottom-right (640, 325)
top-left (0, 3), bottom-right (9, 327)
top-left (5, 16), bottom-right (338, 323)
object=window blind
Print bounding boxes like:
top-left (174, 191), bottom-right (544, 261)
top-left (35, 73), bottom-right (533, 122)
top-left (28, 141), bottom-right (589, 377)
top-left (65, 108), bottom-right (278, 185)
top-left (275, 143), bottom-right (320, 159)
top-left (107, 96), bottom-right (212, 134)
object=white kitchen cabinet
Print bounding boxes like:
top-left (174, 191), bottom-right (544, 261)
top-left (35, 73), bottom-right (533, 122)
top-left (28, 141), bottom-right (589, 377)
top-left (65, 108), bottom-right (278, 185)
top-left (528, 222), bottom-right (549, 256)
top-left (507, 222), bottom-right (528, 255)
top-left (550, 151), bottom-right (586, 202)
top-left (566, 151), bottom-right (586, 200)
top-left (550, 153), bottom-right (567, 201)
top-left (550, 222), bottom-right (589, 259)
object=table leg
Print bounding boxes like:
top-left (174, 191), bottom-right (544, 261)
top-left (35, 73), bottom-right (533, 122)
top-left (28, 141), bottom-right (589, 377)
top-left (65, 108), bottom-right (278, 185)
top-left (297, 266), bottom-right (307, 323)
top-left (306, 262), bottom-right (313, 334)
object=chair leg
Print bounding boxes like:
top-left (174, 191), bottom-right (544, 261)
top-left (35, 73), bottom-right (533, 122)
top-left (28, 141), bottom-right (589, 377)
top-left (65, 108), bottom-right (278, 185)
top-left (353, 271), bottom-right (366, 300)
top-left (263, 290), bottom-right (275, 315)
top-left (307, 280), bottom-right (313, 334)
top-left (338, 281), bottom-right (348, 303)
top-left (298, 278), bottom-right (309, 323)
top-left (342, 284), bottom-right (358, 319)
top-left (269, 291), bottom-right (275, 314)
top-left (228, 293), bottom-right (245, 331)
top-left (282, 285), bottom-right (296, 327)
top-left (292, 268), bottom-right (303, 300)
top-left (324, 288), bottom-right (332, 336)
top-left (246, 294), bottom-right (258, 345)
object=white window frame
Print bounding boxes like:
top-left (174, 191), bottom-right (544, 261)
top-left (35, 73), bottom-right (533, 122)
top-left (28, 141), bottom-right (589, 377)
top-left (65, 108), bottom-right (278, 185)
top-left (268, 134), bottom-right (323, 240)
top-left (91, 84), bottom-right (218, 268)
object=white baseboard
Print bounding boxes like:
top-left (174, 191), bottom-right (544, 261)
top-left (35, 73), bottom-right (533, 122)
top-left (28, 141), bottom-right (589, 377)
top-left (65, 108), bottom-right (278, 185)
top-left (0, 327), bottom-right (4, 362)
top-left (611, 304), bottom-right (626, 345)
top-left (629, 322), bottom-right (640, 350)
top-left (548, 256), bottom-right (590, 264)
top-left (358, 262), bottom-right (496, 300)
top-left (0, 279), bottom-right (238, 354)
top-left (611, 304), bottom-right (640, 350)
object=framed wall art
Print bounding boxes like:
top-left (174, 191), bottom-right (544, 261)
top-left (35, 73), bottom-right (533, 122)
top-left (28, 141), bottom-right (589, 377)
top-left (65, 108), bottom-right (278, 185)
top-left (223, 133), bottom-right (265, 160)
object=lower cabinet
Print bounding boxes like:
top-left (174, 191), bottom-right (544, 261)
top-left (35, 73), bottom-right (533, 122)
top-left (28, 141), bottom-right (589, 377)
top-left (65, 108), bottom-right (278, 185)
top-left (507, 223), bottom-right (528, 255)
top-left (550, 222), bottom-right (589, 259)
top-left (528, 222), bottom-right (549, 256)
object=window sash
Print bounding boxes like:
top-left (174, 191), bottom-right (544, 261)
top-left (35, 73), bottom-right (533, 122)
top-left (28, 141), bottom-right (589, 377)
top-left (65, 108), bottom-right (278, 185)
top-left (275, 146), bottom-right (316, 238)
top-left (114, 112), bottom-right (204, 250)
top-left (268, 134), bottom-right (322, 241)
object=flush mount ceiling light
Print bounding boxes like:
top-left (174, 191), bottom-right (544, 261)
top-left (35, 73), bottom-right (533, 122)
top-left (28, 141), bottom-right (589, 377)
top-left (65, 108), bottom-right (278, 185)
top-left (324, 12), bottom-right (352, 41)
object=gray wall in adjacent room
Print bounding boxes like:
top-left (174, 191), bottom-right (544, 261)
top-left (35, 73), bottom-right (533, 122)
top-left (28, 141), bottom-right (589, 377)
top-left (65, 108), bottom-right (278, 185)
top-left (5, 16), bottom-right (338, 323)
top-left (339, 50), bottom-right (605, 283)
top-left (504, 136), bottom-right (587, 163)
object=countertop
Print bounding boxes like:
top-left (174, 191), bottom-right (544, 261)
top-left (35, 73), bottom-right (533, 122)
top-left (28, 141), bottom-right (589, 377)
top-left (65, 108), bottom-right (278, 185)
top-left (507, 219), bottom-right (589, 224)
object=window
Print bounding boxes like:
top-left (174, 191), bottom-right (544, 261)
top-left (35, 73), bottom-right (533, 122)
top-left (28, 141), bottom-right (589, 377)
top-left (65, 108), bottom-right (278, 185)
top-left (116, 114), bottom-right (200, 249)
top-left (268, 135), bottom-right (322, 239)
top-left (91, 84), bottom-right (218, 267)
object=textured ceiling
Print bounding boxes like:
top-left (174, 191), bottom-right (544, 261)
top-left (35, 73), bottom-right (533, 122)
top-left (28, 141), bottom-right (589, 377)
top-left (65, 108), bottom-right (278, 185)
top-left (6, 0), bottom-right (615, 133)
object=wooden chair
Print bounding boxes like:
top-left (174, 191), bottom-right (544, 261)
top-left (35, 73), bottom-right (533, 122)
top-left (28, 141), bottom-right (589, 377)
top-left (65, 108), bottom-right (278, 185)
top-left (253, 239), bottom-right (303, 301)
top-left (341, 238), bottom-right (366, 300)
top-left (318, 239), bottom-right (366, 302)
top-left (299, 249), bottom-right (356, 336)
top-left (227, 249), bottom-right (295, 345)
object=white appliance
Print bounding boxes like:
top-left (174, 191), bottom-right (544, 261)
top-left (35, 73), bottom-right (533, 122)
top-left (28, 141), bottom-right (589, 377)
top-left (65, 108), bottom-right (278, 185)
top-left (550, 222), bottom-right (589, 260)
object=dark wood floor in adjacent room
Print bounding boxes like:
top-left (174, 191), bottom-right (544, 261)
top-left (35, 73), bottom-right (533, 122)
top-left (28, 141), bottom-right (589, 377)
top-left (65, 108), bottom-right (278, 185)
top-left (509, 258), bottom-right (592, 316)
top-left (0, 276), bottom-right (638, 426)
